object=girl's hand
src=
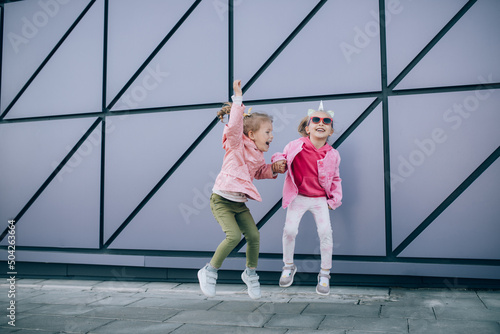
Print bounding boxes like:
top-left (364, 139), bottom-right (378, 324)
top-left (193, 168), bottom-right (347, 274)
top-left (233, 80), bottom-right (242, 96)
top-left (272, 160), bottom-right (287, 174)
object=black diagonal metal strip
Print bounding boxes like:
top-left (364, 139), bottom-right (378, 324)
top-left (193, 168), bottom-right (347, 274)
top-left (106, 0), bottom-right (202, 110)
top-left (388, 0), bottom-right (477, 90)
top-left (0, 118), bottom-right (102, 241)
top-left (228, 0), bottom-right (234, 98)
top-left (99, 117), bottom-right (106, 248)
top-left (0, 111), bottom-right (105, 124)
top-left (333, 97), bottom-right (381, 150)
top-left (382, 95), bottom-right (393, 258)
top-left (0, 0), bottom-right (97, 120)
top-left (242, 0), bottom-right (328, 94)
top-left (1, 102), bottom-right (224, 124)
top-left (102, 0), bottom-right (109, 111)
top-left (232, 200), bottom-right (283, 253)
top-left (103, 116), bottom-right (220, 248)
top-left (378, 0), bottom-right (388, 90)
top-left (379, 0), bottom-right (393, 258)
top-left (99, 0), bottom-right (109, 248)
top-left (244, 91), bottom-right (380, 107)
top-left (232, 97), bottom-right (382, 253)
top-left (392, 83), bottom-right (500, 96)
top-left (393, 146), bottom-right (500, 256)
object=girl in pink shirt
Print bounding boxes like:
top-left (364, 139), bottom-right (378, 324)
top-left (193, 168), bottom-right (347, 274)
top-left (272, 102), bottom-right (342, 295)
top-left (198, 80), bottom-right (286, 299)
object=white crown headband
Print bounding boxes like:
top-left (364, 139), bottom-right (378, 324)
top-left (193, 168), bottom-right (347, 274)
top-left (307, 101), bottom-right (334, 118)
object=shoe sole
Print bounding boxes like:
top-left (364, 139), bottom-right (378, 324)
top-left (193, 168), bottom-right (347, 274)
top-left (241, 272), bottom-right (261, 300)
top-left (315, 285), bottom-right (330, 296)
top-left (197, 269), bottom-right (216, 298)
top-left (279, 267), bottom-right (297, 288)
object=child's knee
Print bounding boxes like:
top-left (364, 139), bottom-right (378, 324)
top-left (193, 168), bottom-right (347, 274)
top-left (318, 225), bottom-right (332, 236)
top-left (225, 231), bottom-right (241, 247)
top-left (245, 229), bottom-right (260, 244)
top-left (317, 223), bottom-right (332, 239)
top-left (283, 224), bottom-right (299, 239)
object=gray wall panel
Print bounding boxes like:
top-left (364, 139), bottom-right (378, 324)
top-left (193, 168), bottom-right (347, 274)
top-left (104, 109), bottom-right (217, 242)
top-left (106, 0), bottom-right (193, 106)
top-left (334, 105), bottom-right (386, 256)
top-left (397, 0), bottom-right (500, 89)
top-left (1, 0), bottom-right (89, 112)
top-left (389, 91), bottom-right (500, 250)
top-left (399, 158), bottom-right (500, 259)
top-left (244, 0), bottom-right (381, 100)
top-left (111, 0), bottom-right (227, 111)
top-left (14, 124), bottom-right (102, 248)
top-left (0, 118), bottom-right (98, 233)
top-left (385, 0), bottom-right (468, 84)
top-left (108, 119), bottom-right (228, 251)
top-left (6, 0), bottom-right (103, 118)
top-left (233, 0), bottom-right (318, 87)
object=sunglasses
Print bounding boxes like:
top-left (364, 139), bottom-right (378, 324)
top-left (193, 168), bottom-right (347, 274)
top-left (309, 116), bottom-right (333, 125)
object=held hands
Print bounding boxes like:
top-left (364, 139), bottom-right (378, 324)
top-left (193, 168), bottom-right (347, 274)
top-left (233, 80), bottom-right (242, 96)
top-left (272, 160), bottom-right (287, 174)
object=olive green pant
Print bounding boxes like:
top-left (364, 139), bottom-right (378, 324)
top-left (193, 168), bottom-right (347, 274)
top-left (209, 193), bottom-right (260, 268)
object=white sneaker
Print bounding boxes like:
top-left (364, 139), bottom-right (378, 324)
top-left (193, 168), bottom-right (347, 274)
top-left (241, 269), bottom-right (261, 299)
top-left (198, 264), bottom-right (217, 297)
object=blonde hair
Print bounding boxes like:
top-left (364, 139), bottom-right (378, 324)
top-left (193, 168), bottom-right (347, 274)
top-left (217, 102), bottom-right (273, 136)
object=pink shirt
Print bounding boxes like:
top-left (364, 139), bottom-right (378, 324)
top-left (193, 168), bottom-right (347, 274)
top-left (292, 137), bottom-right (332, 197)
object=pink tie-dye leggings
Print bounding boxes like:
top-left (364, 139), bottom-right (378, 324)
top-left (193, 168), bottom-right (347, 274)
top-left (283, 195), bottom-right (333, 270)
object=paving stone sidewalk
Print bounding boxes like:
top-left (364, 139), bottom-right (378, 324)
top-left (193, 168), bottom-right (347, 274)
top-left (1, 278), bottom-right (499, 333)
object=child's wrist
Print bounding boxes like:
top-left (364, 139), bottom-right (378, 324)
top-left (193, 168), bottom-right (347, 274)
top-left (231, 95), bottom-right (243, 106)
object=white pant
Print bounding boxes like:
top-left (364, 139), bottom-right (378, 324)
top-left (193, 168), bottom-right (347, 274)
top-left (283, 195), bottom-right (333, 270)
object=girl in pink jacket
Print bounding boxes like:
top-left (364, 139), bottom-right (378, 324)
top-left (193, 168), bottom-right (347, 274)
top-left (198, 80), bottom-right (286, 300)
top-left (272, 102), bottom-right (342, 295)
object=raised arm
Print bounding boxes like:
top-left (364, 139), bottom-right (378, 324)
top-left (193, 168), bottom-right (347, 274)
top-left (224, 80), bottom-right (245, 147)
top-left (233, 79), bottom-right (242, 97)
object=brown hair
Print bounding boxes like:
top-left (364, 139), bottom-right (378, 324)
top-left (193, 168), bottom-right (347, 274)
top-left (217, 103), bottom-right (273, 136)
top-left (297, 116), bottom-right (309, 137)
top-left (217, 102), bottom-right (232, 122)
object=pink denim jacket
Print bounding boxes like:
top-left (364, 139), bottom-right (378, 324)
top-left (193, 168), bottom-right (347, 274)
top-left (272, 137), bottom-right (342, 209)
top-left (212, 103), bottom-right (276, 202)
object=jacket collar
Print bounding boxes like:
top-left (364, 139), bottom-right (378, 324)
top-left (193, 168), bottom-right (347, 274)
top-left (243, 135), bottom-right (259, 151)
top-left (300, 136), bottom-right (333, 152)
